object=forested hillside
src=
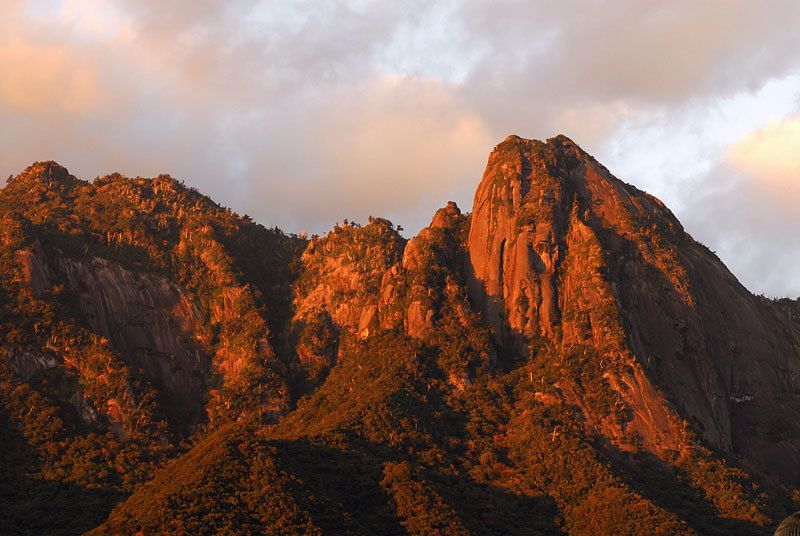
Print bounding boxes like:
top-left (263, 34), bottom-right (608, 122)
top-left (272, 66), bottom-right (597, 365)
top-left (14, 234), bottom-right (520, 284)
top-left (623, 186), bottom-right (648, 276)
top-left (3, 136), bottom-right (800, 535)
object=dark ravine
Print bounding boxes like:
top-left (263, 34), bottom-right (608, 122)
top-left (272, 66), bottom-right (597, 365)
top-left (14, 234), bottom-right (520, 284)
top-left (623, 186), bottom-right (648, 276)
top-left (2, 137), bottom-right (800, 535)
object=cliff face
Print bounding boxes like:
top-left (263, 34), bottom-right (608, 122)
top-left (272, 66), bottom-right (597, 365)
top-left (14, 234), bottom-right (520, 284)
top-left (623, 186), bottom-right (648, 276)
top-left (292, 204), bottom-right (485, 354)
top-left (288, 205), bottom-right (492, 401)
top-left (467, 136), bottom-right (567, 348)
top-left (401, 201), bottom-right (468, 340)
top-left (11, 245), bottom-right (208, 429)
top-left (292, 217), bottom-right (406, 342)
top-left (60, 256), bottom-right (208, 426)
top-left (467, 135), bottom-right (800, 478)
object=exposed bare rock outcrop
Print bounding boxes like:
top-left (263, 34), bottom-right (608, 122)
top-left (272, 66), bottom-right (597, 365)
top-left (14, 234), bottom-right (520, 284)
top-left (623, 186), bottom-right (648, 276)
top-left (292, 217), bottom-right (405, 335)
top-left (6, 349), bottom-right (61, 380)
top-left (59, 256), bottom-right (208, 424)
top-left (291, 205), bottom-right (490, 382)
top-left (70, 390), bottom-right (100, 424)
top-left (290, 218), bottom-right (406, 379)
top-left (467, 136), bottom-right (568, 352)
top-left (775, 296), bottom-right (800, 330)
top-left (406, 300), bottom-right (434, 339)
top-left (1, 161), bottom-right (304, 435)
top-left (467, 134), bottom-right (800, 480)
top-left (14, 241), bottom-right (50, 295)
top-left (401, 201), bottom-right (469, 339)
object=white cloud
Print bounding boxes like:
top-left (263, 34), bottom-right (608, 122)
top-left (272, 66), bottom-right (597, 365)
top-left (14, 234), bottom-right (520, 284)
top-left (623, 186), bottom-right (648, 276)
top-left (680, 161), bottom-right (800, 298)
top-left (56, 0), bottom-right (135, 41)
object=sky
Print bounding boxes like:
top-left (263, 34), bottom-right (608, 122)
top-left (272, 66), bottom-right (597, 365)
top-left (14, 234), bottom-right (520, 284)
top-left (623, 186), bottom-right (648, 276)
top-left (1, 0), bottom-right (799, 297)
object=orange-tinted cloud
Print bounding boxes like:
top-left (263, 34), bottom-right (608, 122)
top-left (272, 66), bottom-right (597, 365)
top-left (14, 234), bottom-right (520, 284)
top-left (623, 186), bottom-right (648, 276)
top-left (245, 75), bottom-right (495, 232)
top-left (0, 34), bottom-right (107, 115)
top-left (729, 117), bottom-right (800, 203)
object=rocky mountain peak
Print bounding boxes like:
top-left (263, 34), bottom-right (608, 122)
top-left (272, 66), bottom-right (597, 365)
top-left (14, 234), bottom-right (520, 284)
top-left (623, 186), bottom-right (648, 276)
top-left (466, 134), bottom-right (800, 481)
top-left (467, 134), bottom-right (686, 352)
top-left (20, 160), bottom-right (71, 179)
top-left (430, 200), bottom-right (461, 229)
top-left (9, 161), bottom-right (79, 190)
top-left (3, 161), bottom-right (85, 214)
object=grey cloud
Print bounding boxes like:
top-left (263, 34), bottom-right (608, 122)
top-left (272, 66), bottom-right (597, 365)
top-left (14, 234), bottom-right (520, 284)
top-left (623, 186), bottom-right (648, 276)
top-left (680, 163), bottom-right (800, 298)
top-left (240, 76), bottom-right (494, 232)
top-left (458, 0), bottom-right (800, 101)
top-left (453, 0), bottom-right (800, 144)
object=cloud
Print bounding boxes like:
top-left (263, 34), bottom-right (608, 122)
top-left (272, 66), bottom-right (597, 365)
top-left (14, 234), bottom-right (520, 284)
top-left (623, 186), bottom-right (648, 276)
top-left (692, 116), bottom-right (800, 296)
top-left (1, 0), bottom-right (800, 295)
top-left (0, 34), bottom-right (107, 116)
top-left (671, 117), bottom-right (800, 298)
top-left (449, 0), bottom-right (800, 156)
top-left (459, 0), bottom-right (800, 103)
top-left (729, 116), bottom-right (800, 204)
top-left (56, 0), bottom-right (135, 40)
top-left (680, 160), bottom-right (800, 298)
top-left (244, 75), bottom-right (495, 232)
top-left (318, 76), bottom-right (494, 205)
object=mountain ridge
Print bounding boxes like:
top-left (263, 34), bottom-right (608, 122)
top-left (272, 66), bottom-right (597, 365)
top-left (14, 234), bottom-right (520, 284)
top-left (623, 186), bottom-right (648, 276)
top-left (2, 137), bottom-right (800, 535)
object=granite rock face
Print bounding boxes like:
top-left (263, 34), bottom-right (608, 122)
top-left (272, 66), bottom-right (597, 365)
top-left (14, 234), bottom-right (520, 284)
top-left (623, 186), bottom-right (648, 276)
top-left (292, 205), bottom-right (470, 352)
top-left (290, 218), bottom-right (406, 350)
top-left (466, 135), bottom-right (800, 479)
top-left (1, 161), bottom-right (302, 436)
top-left (59, 256), bottom-right (208, 423)
top-left (10, 245), bottom-right (210, 430)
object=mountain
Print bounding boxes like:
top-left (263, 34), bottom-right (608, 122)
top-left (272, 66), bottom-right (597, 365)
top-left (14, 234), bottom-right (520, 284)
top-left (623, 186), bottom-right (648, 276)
top-left (1, 137), bottom-right (799, 535)
top-left (466, 135), bottom-right (800, 478)
top-left (0, 162), bottom-right (305, 533)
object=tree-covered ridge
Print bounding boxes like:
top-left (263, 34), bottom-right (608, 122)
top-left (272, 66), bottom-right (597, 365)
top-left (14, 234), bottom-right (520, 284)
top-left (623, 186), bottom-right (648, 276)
top-left (2, 161), bottom-right (306, 426)
top-left (94, 324), bottom-right (794, 535)
top-left (2, 148), bottom-right (799, 536)
top-left (0, 162), bottom-right (305, 533)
